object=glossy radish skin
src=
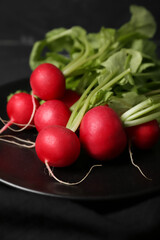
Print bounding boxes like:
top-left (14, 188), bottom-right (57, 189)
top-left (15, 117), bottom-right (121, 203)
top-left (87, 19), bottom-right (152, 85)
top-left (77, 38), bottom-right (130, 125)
top-left (30, 63), bottom-right (66, 100)
top-left (7, 92), bottom-right (40, 126)
top-left (61, 89), bottom-right (80, 108)
top-left (34, 100), bottom-right (71, 132)
top-left (79, 106), bottom-right (127, 160)
top-left (126, 120), bottom-right (160, 149)
top-left (35, 125), bottom-right (81, 167)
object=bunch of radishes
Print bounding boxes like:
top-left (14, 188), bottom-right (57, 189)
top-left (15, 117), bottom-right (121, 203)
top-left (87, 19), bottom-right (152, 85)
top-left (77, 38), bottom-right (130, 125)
top-left (0, 63), bottom-right (160, 184)
top-left (1, 5), bottom-right (160, 185)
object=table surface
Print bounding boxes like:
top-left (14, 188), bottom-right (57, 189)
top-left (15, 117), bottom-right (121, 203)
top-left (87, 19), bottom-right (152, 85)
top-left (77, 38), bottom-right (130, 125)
top-left (0, 1), bottom-right (160, 239)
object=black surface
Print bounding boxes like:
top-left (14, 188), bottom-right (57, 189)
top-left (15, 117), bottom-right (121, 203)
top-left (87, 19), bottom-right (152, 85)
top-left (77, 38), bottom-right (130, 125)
top-left (0, 0), bottom-right (160, 239)
top-left (1, 79), bottom-right (160, 201)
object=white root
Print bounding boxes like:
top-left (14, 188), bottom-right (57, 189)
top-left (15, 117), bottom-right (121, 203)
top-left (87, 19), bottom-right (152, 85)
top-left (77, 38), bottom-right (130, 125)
top-left (45, 161), bottom-right (102, 186)
top-left (0, 134), bottom-right (35, 148)
top-left (0, 117), bottom-right (35, 130)
top-left (128, 141), bottom-right (152, 181)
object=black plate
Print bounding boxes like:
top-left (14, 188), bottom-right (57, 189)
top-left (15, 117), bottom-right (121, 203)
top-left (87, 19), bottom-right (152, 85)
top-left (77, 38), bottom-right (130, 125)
top-left (0, 78), bottom-right (160, 201)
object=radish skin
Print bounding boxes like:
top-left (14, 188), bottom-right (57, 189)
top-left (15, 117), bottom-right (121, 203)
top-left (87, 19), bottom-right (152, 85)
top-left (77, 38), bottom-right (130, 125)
top-left (126, 120), bottom-right (160, 149)
top-left (35, 125), bottom-right (103, 185)
top-left (30, 63), bottom-right (66, 100)
top-left (35, 125), bottom-right (80, 167)
top-left (34, 100), bottom-right (71, 132)
top-left (61, 89), bottom-right (80, 108)
top-left (79, 105), bottom-right (127, 160)
top-left (0, 92), bottom-right (39, 134)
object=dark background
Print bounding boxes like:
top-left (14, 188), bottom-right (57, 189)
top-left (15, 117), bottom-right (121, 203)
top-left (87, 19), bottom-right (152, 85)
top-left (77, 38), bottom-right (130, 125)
top-left (1, 0), bottom-right (160, 39)
top-left (0, 0), bottom-right (159, 85)
top-left (0, 0), bottom-right (160, 239)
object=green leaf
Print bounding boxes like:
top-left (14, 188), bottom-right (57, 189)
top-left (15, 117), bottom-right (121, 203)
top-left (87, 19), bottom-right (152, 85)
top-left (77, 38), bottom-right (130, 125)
top-left (138, 62), bottom-right (156, 73)
top-left (108, 92), bottom-right (146, 116)
top-left (101, 50), bottom-right (126, 74)
top-left (89, 89), bottom-right (113, 108)
top-left (130, 39), bottom-right (157, 60)
top-left (117, 5), bottom-right (157, 41)
top-left (29, 40), bottom-right (47, 70)
top-left (125, 48), bottom-right (142, 73)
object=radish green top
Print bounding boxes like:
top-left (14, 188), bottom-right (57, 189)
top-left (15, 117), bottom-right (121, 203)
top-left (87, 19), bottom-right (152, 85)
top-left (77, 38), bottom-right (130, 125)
top-left (27, 5), bottom-right (160, 131)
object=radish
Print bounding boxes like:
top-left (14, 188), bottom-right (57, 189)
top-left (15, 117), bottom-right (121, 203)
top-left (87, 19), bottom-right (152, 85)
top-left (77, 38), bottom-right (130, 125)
top-left (30, 63), bottom-right (66, 100)
top-left (34, 99), bottom-right (71, 132)
top-left (35, 125), bottom-right (102, 185)
top-left (79, 105), bottom-right (127, 160)
top-left (126, 120), bottom-right (160, 149)
top-left (125, 120), bottom-right (160, 180)
top-left (35, 125), bottom-right (80, 167)
top-left (0, 92), bottom-right (39, 134)
top-left (61, 89), bottom-right (80, 108)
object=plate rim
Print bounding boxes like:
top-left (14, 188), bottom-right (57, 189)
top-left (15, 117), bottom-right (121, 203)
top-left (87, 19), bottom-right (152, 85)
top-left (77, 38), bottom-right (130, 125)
top-left (0, 78), bottom-right (160, 201)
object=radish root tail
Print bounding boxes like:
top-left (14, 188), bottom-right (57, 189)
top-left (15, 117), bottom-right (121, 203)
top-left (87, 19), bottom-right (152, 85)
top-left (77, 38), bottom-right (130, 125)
top-left (0, 135), bottom-right (35, 148)
top-left (45, 161), bottom-right (102, 186)
top-left (0, 117), bottom-right (35, 131)
top-left (128, 141), bottom-right (152, 181)
top-left (0, 119), bottom-right (12, 134)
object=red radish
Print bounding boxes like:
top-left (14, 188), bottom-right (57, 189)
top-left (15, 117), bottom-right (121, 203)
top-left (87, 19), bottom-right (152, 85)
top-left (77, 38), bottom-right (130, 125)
top-left (79, 105), bottom-right (127, 160)
top-left (0, 92), bottom-right (39, 134)
top-left (35, 125), bottom-right (80, 167)
top-left (126, 120), bottom-right (160, 149)
top-left (30, 63), bottom-right (66, 100)
top-left (34, 100), bottom-right (71, 132)
top-left (61, 89), bottom-right (80, 108)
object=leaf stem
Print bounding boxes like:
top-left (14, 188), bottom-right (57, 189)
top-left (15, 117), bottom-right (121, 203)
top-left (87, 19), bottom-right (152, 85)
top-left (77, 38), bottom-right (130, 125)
top-left (126, 103), bottom-right (160, 121)
top-left (63, 38), bottom-right (111, 77)
top-left (123, 112), bottom-right (160, 127)
top-left (120, 98), bottom-right (153, 122)
top-left (46, 29), bottom-right (72, 43)
top-left (66, 74), bottom-right (98, 128)
top-left (68, 68), bottom-right (130, 132)
top-left (62, 38), bottom-right (90, 76)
